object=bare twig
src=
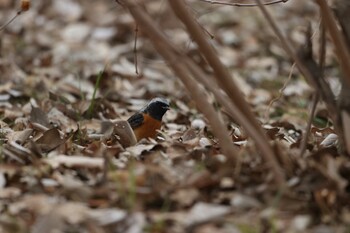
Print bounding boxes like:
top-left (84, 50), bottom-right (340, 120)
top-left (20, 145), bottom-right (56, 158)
top-left (299, 22), bottom-right (326, 157)
top-left (169, 0), bottom-right (285, 184)
top-left (198, 0), bottom-right (289, 7)
top-left (300, 93), bottom-right (319, 157)
top-left (315, 0), bottom-right (350, 88)
top-left (184, 57), bottom-right (285, 185)
top-left (333, 0), bottom-right (350, 48)
top-left (298, 24), bottom-right (337, 113)
top-left (254, 0), bottom-right (346, 146)
top-left (255, 0), bottom-right (345, 155)
top-left (123, 0), bottom-right (239, 162)
top-left (254, 0), bottom-right (319, 88)
top-left (0, 11), bottom-right (22, 31)
top-left (319, 21), bottom-right (327, 70)
top-left (169, 0), bottom-right (282, 158)
top-left (170, 0), bottom-right (268, 130)
top-left (133, 24), bottom-right (139, 75)
top-left (265, 63), bottom-right (295, 122)
top-left (0, 0), bottom-right (30, 31)
top-left (332, 0), bottom-right (350, 154)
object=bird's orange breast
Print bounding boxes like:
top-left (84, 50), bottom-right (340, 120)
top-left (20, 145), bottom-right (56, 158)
top-left (133, 113), bottom-right (162, 141)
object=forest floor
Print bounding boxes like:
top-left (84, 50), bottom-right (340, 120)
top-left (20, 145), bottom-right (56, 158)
top-left (0, 0), bottom-right (349, 232)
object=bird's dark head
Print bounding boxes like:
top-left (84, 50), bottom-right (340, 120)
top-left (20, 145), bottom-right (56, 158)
top-left (142, 98), bottom-right (170, 121)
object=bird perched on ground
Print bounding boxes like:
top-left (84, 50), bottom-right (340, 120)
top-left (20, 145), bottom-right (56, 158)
top-left (127, 98), bottom-right (170, 141)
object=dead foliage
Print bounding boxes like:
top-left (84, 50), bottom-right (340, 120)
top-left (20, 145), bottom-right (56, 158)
top-left (0, 0), bottom-right (349, 232)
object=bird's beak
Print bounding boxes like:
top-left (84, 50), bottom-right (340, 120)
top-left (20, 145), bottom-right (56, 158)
top-left (163, 106), bottom-right (170, 110)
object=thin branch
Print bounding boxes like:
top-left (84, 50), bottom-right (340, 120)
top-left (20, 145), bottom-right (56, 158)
top-left (0, 0), bottom-right (30, 31)
top-left (0, 11), bottom-right (22, 31)
top-left (169, 1), bottom-right (276, 143)
top-left (299, 22), bottom-right (326, 158)
top-left (254, 0), bottom-right (319, 88)
top-left (299, 93), bottom-right (319, 157)
top-left (168, 0), bottom-right (285, 184)
top-left (255, 0), bottom-right (343, 155)
top-left (319, 20), bottom-right (327, 70)
top-left (123, 0), bottom-right (239, 162)
top-left (197, 21), bottom-right (215, 39)
top-left (265, 63), bottom-right (295, 122)
top-left (315, 0), bottom-right (350, 88)
top-left (198, 0), bottom-right (289, 7)
top-left (254, 0), bottom-right (343, 134)
top-left (133, 24), bottom-right (139, 75)
top-left (170, 0), bottom-right (265, 126)
top-left (184, 57), bottom-right (285, 186)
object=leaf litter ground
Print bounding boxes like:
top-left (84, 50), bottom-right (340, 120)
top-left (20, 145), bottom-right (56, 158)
top-left (0, 1), bottom-right (349, 232)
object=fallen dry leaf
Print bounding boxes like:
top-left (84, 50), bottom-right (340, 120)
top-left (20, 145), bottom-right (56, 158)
top-left (45, 155), bottom-right (104, 169)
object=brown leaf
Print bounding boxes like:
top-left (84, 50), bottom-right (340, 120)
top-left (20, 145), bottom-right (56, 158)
top-left (35, 128), bottom-right (65, 152)
top-left (30, 107), bottom-right (50, 128)
top-left (103, 120), bottom-right (137, 147)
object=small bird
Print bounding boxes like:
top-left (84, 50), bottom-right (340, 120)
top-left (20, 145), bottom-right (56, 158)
top-left (127, 98), bottom-right (170, 141)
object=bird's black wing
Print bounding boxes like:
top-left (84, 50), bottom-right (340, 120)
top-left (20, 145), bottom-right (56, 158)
top-left (127, 112), bottom-right (144, 129)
